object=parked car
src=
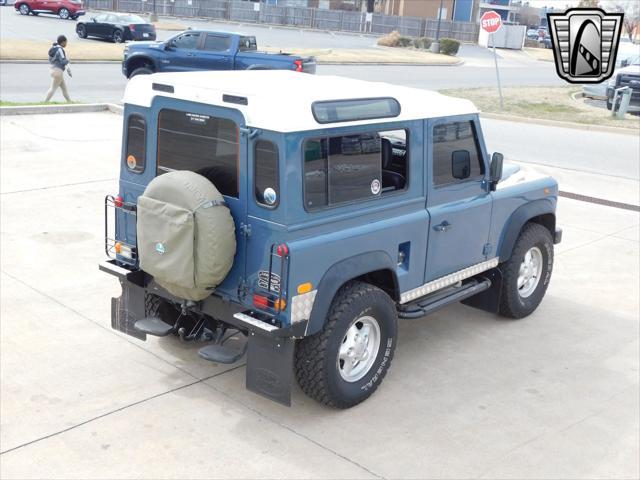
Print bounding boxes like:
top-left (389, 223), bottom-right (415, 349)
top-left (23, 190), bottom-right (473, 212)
top-left (526, 28), bottom-right (539, 40)
top-left (121, 30), bottom-right (316, 78)
top-left (0, 0), bottom-right (17, 6)
top-left (583, 54), bottom-right (640, 100)
top-left (606, 60), bottom-right (640, 113)
top-left (77, 13), bottom-right (155, 43)
top-left (14, 0), bottom-right (84, 19)
top-left (102, 70), bottom-right (561, 408)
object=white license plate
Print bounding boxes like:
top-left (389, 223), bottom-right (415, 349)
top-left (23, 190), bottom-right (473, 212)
top-left (143, 33), bottom-right (149, 38)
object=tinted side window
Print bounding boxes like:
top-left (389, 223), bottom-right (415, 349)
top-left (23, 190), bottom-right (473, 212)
top-left (254, 140), bottom-right (279, 207)
top-left (172, 32), bottom-right (199, 50)
top-left (304, 133), bottom-right (386, 210)
top-left (94, 14), bottom-right (107, 22)
top-left (203, 34), bottom-right (231, 52)
top-left (125, 114), bottom-right (145, 173)
top-left (432, 121), bottom-right (483, 186)
top-left (157, 109), bottom-right (239, 198)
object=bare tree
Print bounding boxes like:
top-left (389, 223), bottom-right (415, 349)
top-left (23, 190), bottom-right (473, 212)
top-left (602, 0), bottom-right (640, 40)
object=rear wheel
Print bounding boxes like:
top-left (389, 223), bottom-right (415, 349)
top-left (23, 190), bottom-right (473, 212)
top-left (18, 3), bottom-right (29, 14)
top-left (295, 281), bottom-right (397, 408)
top-left (499, 223), bottom-right (554, 319)
top-left (58, 7), bottom-right (69, 19)
top-left (113, 29), bottom-right (123, 43)
top-left (76, 24), bottom-right (87, 38)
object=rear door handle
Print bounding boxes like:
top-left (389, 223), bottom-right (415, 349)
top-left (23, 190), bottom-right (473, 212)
top-left (433, 221), bottom-right (452, 232)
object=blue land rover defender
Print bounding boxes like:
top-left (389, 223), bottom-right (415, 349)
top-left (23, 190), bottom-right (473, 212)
top-left (101, 71), bottom-right (562, 408)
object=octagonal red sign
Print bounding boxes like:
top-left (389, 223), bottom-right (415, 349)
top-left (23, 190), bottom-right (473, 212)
top-left (480, 11), bottom-right (502, 34)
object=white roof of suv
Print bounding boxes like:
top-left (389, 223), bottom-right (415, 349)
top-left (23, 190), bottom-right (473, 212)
top-left (123, 70), bottom-right (478, 132)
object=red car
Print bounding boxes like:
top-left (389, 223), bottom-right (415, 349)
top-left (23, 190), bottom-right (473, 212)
top-left (15, 0), bottom-right (84, 19)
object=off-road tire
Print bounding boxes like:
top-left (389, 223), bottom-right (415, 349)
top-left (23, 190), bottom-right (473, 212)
top-left (58, 7), bottom-right (69, 19)
top-left (113, 29), bottom-right (124, 43)
top-left (144, 293), bottom-right (181, 327)
top-left (18, 3), bottom-right (29, 15)
top-left (499, 223), bottom-right (554, 319)
top-left (129, 67), bottom-right (153, 78)
top-left (77, 24), bottom-right (87, 39)
top-left (295, 281), bottom-right (397, 408)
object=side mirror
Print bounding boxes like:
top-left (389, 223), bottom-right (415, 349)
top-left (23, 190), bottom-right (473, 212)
top-left (621, 59), bottom-right (629, 67)
top-left (91, 16), bottom-right (96, 22)
top-left (490, 152), bottom-right (504, 191)
top-left (451, 150), bottom-right (471, 180)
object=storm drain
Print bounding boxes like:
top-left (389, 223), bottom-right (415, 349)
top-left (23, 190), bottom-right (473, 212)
top-left (559, 191), bottom-right (640, 212)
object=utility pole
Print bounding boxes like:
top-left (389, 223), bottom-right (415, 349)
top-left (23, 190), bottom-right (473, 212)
top-left (430, 0), bottom-right (445, 53)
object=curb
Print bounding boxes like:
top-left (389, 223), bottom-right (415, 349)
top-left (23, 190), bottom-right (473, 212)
top-left (0, 103), bottom-right (123, 116)
top-left (0, 59), bottom-right (463, 66)
top-left (0, 60), bottom-right (121, 64)
top-left (480, 112), bottom-right (639, 136)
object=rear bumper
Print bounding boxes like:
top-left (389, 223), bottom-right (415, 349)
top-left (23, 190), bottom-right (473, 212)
top-left (131, 32), bottom-right (156, 41)
top-left (100, 259), bottom-right (298, 405)
top-left (73, 10), bottom-right (85, 16)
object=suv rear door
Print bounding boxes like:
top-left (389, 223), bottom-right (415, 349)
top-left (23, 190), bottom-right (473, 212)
top-left (424, 115), bottom-right (493, 282)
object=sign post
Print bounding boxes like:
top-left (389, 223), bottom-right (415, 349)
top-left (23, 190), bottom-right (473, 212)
top-left (480, 11), bottom-right (504, 110)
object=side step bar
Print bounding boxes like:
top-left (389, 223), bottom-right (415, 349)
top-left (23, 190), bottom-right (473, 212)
top-left (398, 278), bottom-right (491, 319)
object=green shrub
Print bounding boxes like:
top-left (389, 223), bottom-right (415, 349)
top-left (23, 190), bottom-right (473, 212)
top-left (377, 31), bottom-right (401, 47)
top-left (412, 37), bottom-right (433, 49)
top-left (397, 35), bottom-right (413, 47)
top-left (439, 38), bottom-right (460, 56)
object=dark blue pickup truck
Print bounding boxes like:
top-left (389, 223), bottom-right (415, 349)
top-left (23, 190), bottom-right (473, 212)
top-left (122, 29), bottom-right (316, 78)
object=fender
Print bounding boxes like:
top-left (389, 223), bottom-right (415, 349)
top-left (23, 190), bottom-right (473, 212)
top-left (497, 198), bottom-right (556, 262)
top-left (305, 251), bottom-right (399, 336)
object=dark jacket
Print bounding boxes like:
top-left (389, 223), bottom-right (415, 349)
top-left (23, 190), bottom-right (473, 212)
top-left (48, 44), bottom-right (69, 71)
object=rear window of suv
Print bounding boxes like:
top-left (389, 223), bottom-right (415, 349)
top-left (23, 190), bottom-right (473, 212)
top-left (157, 109), bottom-right (239, 198)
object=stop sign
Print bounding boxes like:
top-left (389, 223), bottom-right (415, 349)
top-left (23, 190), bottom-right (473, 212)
top-left (481, 11), bottom-right (502, 34)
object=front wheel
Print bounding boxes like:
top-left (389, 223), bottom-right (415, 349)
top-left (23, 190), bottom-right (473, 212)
top-left (295, 281), bottom-right (397, 408)
top-left (499, 223), bottom-right (554, 319)
top-left (18, 3), bottom-right (29, 14)
top-left (58, 7), bottom-right (69, 19)
top-left (129, 66), bottom-right (153, 78)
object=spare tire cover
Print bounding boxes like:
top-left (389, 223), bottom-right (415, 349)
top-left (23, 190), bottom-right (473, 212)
top-left (137, 170), bottom-right (236, 301)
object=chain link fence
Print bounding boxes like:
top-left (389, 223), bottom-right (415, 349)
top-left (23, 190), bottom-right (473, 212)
top-left (83, 0), bottom-right (480, 42)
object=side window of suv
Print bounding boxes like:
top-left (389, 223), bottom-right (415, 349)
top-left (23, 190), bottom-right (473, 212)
top-left (124, 114), bottom-right (146, 174)
top-left (171, 32), bottom-right (200, 50)
top-left (254, 140), bottom-right (279, 208)
top-left (432, 121), bottom-right (484, 187)
top-left (303, 129), bottom-right (408, 211)
top-left (203, 34), bottom-right (231, 52)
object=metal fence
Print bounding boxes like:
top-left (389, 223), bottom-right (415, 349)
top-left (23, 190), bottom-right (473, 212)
top-left (83, 0), bottom-right (480, 42)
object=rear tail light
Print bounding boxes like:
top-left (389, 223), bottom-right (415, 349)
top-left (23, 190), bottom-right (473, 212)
top-left (253, 294), bottom-right (269, 309)
top-left (294, 59), bottom-right (303, 72)
top-left (276, 243), bottom-right (289, 256)
top-left (114, 195), bottom-right (123, 207)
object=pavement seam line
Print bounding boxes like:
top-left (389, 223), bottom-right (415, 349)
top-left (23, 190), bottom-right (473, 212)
top-left (0, 365), bottom-right (246, 456)
top-left (0, 178), bottom-right (117, 195)
top-left (0, 269), bottom-right (202, 381)
top-left (199, 379), bottom-right (386, 480)
top-left (556, 223), bottom-right (639, 257)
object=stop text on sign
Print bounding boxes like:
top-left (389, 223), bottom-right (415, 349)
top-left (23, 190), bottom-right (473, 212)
top-left (480, 11), bottom-right (502, 33)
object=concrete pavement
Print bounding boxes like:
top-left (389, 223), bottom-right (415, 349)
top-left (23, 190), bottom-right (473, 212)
top-left (0, 111), bottom-right (638, 479)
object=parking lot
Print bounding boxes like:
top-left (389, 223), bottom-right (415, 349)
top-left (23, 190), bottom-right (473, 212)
top-left (0, 111), bottom-right (638, 479)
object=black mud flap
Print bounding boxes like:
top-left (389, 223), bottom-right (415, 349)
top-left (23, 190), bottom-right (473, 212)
top-left (111, 280), bottom-right (147, 341)
top-left (246, 333), bottom-right (294, 406)
top-left (461, 268), bottom-right (503, 314)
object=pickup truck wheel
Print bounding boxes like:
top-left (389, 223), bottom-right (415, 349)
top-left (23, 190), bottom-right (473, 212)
top-left (499, 223), bottom-right (554, 319)
top-left (129, 67), bottom-right (153, 78)
top-left (295, 281), bottom-right (397, 408)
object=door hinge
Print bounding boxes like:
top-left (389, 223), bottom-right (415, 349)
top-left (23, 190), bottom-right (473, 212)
top-left (483, 243), bottom-right (493, 256)
top-left (240, 223), bottom-right (252, 237)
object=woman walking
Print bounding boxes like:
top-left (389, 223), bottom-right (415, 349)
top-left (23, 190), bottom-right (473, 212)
top-left (44, 35), bottom-right (73, 103)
